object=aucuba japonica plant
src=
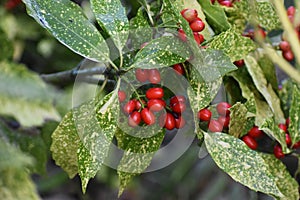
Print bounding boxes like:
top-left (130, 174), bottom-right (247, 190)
top-left (2, 0), bottom-right (300, 199)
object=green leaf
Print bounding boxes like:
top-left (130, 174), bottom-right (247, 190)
top-left (260, 118), bottom-right (289, 154)
top-left (256, 1), bottom-right (281, 31)
top-left (228, 102), bottom-right (248, 138)
top-left (116, 127), bottom-right (165, 196)
top-left (91, 0), bottom-right (129, 50)
top-left (0, 138), bottom-right (39, 200)
top-left (244, 55), bottom-right (285, 124)
top-left (0, 61), bottom-right (60, 127)
top-left (197, 0), bottom-right (231, 34)
top-left (225, 0), bottom-right (249, 33)
top-left (132, 36), bottom-right (191, 69)
top-left (0, 121), bottom-right (47, 174)
top-left (204, 132), bottom-right (298, 199)
top-left (258, 55), bottom-right (278, 93)
top-left (278, 79), bottom-right (295, 117)
top-left (0, 28), bottom-right (13, 61)
top-left (129, 8), bottom-right (152, 50)
top-left (51, 111), bottom-right (81, 178)
top-left (208, 27), bottom-right (256, 62)
top-left (289, 86), bottom-right (300, 146)
top-left (75, 90), bottom-right (119, 193)
top-left (22, 0), bottom-right (110, 62)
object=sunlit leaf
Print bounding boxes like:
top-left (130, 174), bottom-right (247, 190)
top-left (91, 0), bottom-right (129, 51)
top-left (22, 0), bottom-right (110, 62)
top-left (289, 85), bottom-right (300, 146)
top-left (0, 61), bottom-right (60, 127)
top-left (228, 102), bottom-right (248, 138)
top-left (204, 132), bottom-right (298, 199)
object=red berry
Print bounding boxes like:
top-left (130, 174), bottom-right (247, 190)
top-left (293, 141), bottom-right (300, 149)
top-left (242, 135), bottom-right (258, 150)
top-left (163, 113), bottom-right (176, 130)
top-left (128, 111), bottom-right (141, 127)
top-left (170, 95), bottom-right (186, 105)
top-left (216, 102), bottom-right (231, 116)
top-left (147, 99), bottom-right (166, 112)
top-left (178, 28), bottom-right (187, 42)
top-left (141, 108), bottom-right (156, 125)
top-left (279, 41), bottom-right (291, 52)
top-left (274, 144), bottom-right (285, 159)
top-left (135, 69), bottom-right (149, 82)
top-left (171, 102), bottom-right (186, 114)
top-left (233, 59), bottom-right (244, 67)
top-left (247, 126), bottom-right (264, 138)
top-left (146, 88), bottom-right (164, 99)
top-left (208, 120), bottom-right (223, 132)
top-left (189, 18), bottom-right (205, 32)
top-left (219, 0), bottom-right (233, 7)
top-left (193, 32), bottom-right (205, 45)
top-left (283, 50), bottom-right (294, 61)
top-left (218, 116), bottom-right (230, 128)
top-left (180, 8), bottom-right (198, 23)
top-left (287, 6), bottom-right (295, 16)
top-left (172, 64), bottom-right (185, 75)
top-left (135, 100), bottom-right (145, 110)
top-left (148, 69), bottom-right (161, 84)
top-left (198, 108), bottom-right (212, 121)
top-left (123, 100), bottom-right (137, 114)
top-left (5, 0), bottom-right (22, 10)
top-left (286, 133), bottom-right (292, 146)
top-left (175, 116), bottom-right (186, 129)
top-left (118, 90), bottom-right (126, 102)
top-left (278, 123), bottom-right (288, 133)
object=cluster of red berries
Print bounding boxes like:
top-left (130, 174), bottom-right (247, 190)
top-left (278, 6), bottom-right (298, 62)
top-left (178, 9), bottom-right (205, 45)
top-left (118, 69), bottom-right (187, 130)
top-left (4, 0), bottom-right (22, 10)
top-left (198, 102), bottom-right (231, 132)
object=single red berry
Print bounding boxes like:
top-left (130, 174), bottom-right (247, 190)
top-left (279, 41), bottom-right (291, 52)
top-left (285, 133), bottom-right (292, 146)
top-left (219, 0), bottom-right (233, 7)
top-left (274, 144), bottom-right (285, 159)
top-left (278, 123), bottom-right (288, 133)
top-left (180, 8), bottom-right (198, 23)
top-left (242, 135), bottom-right (258, 150)
top-left (5, 0), bottom-right (22, 10)
top-left (287, 6), bottom-right (296, 16)
top-left (135, 69), bottom-right (149, 82)
top-left (175, 115), bottom-right (186, 129)
top-left (293, 141), bottom-right (300, 149)
top-left (198, 108), bottom-right (212, 121)
top-left (170, 95), bottom-right (186, 105)
top-left (193, 32), bottom-right (205, 45)
top-left (118, 90), bottom-right (126, 102)
top-left (164, 113), bottom-right (176, 130)
top-left (283, 50), bottom-right (294, 61)
top-left (189, 18), bottom-right (205, 32)
top-left (286, 117), bottom-right (290, 127)
top-left (147, 99), bottom-right (166, 112)
top-left (218, 116), bottom-right (230, 128)
top-left (216, 102), bottom-right (231, 116)
top-left (146, 88), bottom-right (164, 99)
top-left (123, 100), bottom-right (137, 114)
top-left (128, 111), bottom-right (141, 127)
top-left (256, 29), bottom-right (267, 39)
top-left (233, 59), bottom-right (245, 67)
top-left (148, 69), bottom-right (161, 84)
top-left (141, 108), bottom-right (156, 125)
top-left (171, 102), bottom-right (186, 114)
top-left (208, 120), bottom-right (223, 132)
top-left (172, 64), bottom-right (185, 75)
top-left (178, 28), bottom-right (187, 42)
top-left (247, 126), bottom-right (264, 138)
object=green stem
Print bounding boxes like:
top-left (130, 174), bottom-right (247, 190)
top-left (271, 0), bottom-right (300, 69)
top-left (261, 44), bottom-right (300, 84)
